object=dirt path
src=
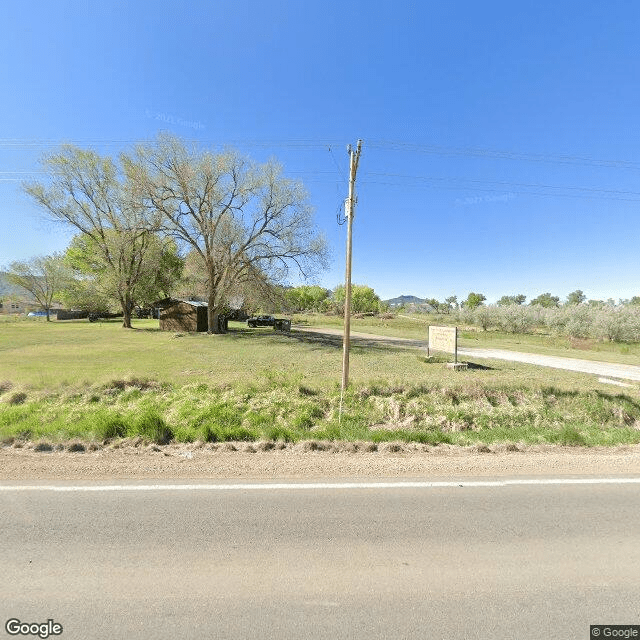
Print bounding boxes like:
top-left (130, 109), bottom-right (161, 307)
top-left (3, 442), bottom-right (640, 481)
top-left (293, 326), bottom-right (640, 382)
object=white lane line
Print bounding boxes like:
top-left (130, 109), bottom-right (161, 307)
top-left (1, 478), bottom-right (640, 491)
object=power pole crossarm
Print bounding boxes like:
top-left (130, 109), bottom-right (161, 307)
top-left (341, 139), bottom-right (363, 391)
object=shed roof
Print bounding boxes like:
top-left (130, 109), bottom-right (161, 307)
top-left (154, 297), bottom-right (208, 308)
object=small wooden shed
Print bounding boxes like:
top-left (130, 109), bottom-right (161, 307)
top-left (158, 299), bottom-right (208, 332)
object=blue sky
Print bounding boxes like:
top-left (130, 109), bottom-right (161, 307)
top-left (1, 0), bottom-right (639, 303)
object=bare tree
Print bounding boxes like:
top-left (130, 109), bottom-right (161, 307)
top-left (5, 253), bottom-right (70, 320)
top-left (128, 134), bottom-right (329, 332)
top-left (23, 146), bottom-right (163, 328)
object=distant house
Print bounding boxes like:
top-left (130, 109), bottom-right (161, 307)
top-left (0, 298), bottom-right (23, 314)
top-left (156, 299), bottom-right (209, 332)
top-left (0, 296), bottom-right (36, 315)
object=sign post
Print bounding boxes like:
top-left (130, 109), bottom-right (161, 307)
top-left (428, 325), bottom-right (467, 369)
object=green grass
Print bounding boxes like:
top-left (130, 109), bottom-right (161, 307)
top-left (1, 316), bottom-right (640, 446)
top-left (294, 312), bottom-right (640, 365)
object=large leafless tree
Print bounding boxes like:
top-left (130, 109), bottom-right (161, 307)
top-left (127, 134), bottom-right (329, 333)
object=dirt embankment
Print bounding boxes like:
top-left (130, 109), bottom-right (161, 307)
top-left (2, 440), bottom-right (640, 481)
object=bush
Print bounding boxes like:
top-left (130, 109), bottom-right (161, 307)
top-left (594, 306), bottom-right (640, 342)
top-left (493, 305), bottom-right (536, 334)
top-left (473, 306), bottom-right (494, 331)
top-left (453, 302), bottom-right (640, 343)
top-left (563, 306), bottom-right (592, 339)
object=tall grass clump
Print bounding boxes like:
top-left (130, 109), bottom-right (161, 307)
top-left (187, 402), bottom-right (257, 442)
top-left (130, 408), bottom-right (173, 444)
top-left (88, 410), bottom-right (128, 440)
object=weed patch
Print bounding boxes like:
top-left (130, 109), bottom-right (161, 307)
top-left (7, 392), bottom-right (27, 405)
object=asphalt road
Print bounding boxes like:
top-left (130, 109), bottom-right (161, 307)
top-left (2, 479), bottom-right (640, 640)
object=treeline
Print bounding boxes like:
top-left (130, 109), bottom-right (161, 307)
top-left (283, 284), bottom-right (388, 315)
top-left (394, 289), bottom-right (640, 342)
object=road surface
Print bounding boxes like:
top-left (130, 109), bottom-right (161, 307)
top-left (2, 479), bottom-right (640, 640)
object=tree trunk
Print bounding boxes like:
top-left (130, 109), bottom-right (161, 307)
top-left (207, 296), bottom-right (226, 334)
top-left (122, 308), bottom-right (132, 328)
top-left (45, 308), bottom-right (51, 322)
top-left (121, 295), bottom-right (133, 329)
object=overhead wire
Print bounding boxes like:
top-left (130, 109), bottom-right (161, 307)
top-left (327, 145), bottom-right (347, 183)
top-left (1, 137), bottom-right (639, 201)
top-left (358, 179), bottom-right (640, 202)
top-left (361, 171), bottom-right (640, 200)
top-left (1, 137), bottom-right (639, 170)
top-left (366, 139), bottom-right (640, 170)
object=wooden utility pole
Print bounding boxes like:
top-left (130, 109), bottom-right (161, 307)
top-left (341, 139), bottom-right (362, 391)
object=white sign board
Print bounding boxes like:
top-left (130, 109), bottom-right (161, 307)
top-left (428, 326), bottom-right (458, 362)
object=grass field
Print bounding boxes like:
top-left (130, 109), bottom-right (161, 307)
top-left (294, 313), bottom-right (640, 365)
top-left (1, 315), bottom-right (640, 447)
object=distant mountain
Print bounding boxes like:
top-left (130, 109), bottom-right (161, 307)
top-left (0, 272), bottom-right (32, 299)
top-left (385, 294), bottom-right (426, 307)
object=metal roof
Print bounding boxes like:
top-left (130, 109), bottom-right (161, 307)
top-left (154, 297), bottom-right (208, 308)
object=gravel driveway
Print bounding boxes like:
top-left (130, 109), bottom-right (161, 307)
top-left (293, 326), bottom-right (640, 382)
top-left (458, 347), bottom-right (640, 382)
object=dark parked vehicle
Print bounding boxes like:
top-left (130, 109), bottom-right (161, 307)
top-left (247, 315), bottom-right (291, 331)
top-left (88, 311), bottom-right (122, 322)
top-left (247, 315), bottom-right (276, 327)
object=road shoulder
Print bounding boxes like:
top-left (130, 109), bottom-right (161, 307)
top-left (2, 443), bottom-right (640, 481)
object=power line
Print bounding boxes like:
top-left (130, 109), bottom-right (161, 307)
top-left (358, 179), bottom-right (640, 202)
top-left (0, 138), bottom-right (346, 150)
top-left (327, 146), bottom-right (347, 183)
top-left (1, 137), bottom-right (639, 170)
top-left (362, 171), bottom-right (640, 199)
top-left (2, 137), bottom-right (639, 202)
top-left (367, 139), bottom-right (640, 170)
